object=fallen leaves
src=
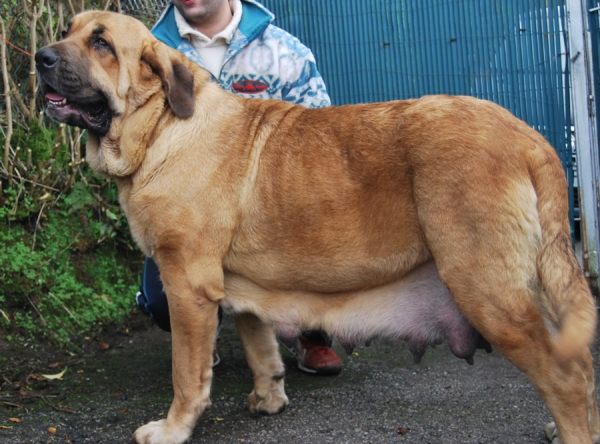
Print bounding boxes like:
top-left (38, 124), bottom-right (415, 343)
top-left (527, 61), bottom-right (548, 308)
top-left (84, 336), bottom-right (111, 351)
top-left (9, 417), bottom-right (21, 423)
top-left (40, 368), bottom-right (67, 380)
top-left (47, 426), bottom-right (57, 434)
top-left (110, 392), bottom-right (127, 401)
top-left (22, 367), bottom-right (68, 387)
top-left (0, 308), bottom-right (9, 323)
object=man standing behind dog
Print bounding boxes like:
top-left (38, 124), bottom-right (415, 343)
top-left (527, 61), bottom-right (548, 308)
top-left (135, 0), bottom-right (343, 376)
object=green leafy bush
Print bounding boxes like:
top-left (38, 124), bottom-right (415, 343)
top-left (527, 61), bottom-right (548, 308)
top-left (0, 181), bottom-right (143, 347)
top-left (8, 119), bottom-right (54, 164)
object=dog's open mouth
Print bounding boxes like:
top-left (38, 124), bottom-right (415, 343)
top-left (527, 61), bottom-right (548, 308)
top-left (43, 85), bottom-right (112, 135)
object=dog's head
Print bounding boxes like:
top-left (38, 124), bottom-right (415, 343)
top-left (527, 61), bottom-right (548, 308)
top-left (36, 11), bottom-right (196, 176)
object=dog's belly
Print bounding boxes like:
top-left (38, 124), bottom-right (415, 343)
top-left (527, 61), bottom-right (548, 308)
top-left (226, 210), bottom-right (431, 294)
top-left (222, 262), bottom-right (487, 363)
top-left (225, 247), bottom-right (430, 294)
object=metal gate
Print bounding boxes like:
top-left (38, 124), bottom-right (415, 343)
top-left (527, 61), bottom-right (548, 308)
top-left (260, 0), bottom-right (574, 222)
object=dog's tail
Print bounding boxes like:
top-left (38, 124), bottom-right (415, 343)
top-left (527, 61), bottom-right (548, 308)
top-left (531, 143), bottom-right (597, 363)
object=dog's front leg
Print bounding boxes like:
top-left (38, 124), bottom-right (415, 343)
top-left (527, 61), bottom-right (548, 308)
top-left (134, 263), bottom-right (222, 444)
top-left (234, 312), bottom-right (289, 415)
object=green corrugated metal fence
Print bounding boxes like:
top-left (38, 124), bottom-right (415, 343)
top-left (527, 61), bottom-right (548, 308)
top-left (260, 0), bottom-right (574, 224)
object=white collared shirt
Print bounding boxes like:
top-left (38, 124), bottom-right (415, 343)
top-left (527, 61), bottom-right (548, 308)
top-left (174, 0), bottom-right (242, 78)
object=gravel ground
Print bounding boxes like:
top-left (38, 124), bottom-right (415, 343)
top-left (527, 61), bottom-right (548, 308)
top-left (2, 312), bottom-right (597, 444)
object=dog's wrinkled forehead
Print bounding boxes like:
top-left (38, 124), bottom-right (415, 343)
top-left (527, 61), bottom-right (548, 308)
top-left (62, 11), bottom-right (150, 52)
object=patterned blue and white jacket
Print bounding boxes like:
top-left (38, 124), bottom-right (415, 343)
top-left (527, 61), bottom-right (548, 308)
top-left (152, 0), bottom-right (331, 108)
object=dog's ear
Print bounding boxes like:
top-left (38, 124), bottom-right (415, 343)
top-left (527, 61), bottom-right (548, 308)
top-left (142, 41), bottom-right (195, 118)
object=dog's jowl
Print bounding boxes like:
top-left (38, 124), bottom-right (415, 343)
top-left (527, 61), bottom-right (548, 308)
top-left (37, 11), bottom-right (599, 444)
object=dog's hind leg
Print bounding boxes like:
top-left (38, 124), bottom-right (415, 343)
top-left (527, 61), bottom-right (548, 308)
top-left (428, 240), bottom-right (598, 444)
top-left (542, 348), bottom-right (600, 444)
top-left (489, 315), bottom-right (597, 444)
top-left (431, 252), bottom-right (598, 443)
top-left (434, 256), bottom-right (597, 444)
top-left (412, 138), bottom-right (598, 442)
top-left (234, 312), bottom-right (289, 415)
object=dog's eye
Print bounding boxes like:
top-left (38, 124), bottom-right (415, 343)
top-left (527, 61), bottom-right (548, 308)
top-left (90, 35), bottom-right (112, 51)
top-left (95, 37), bottom-right (109, 47)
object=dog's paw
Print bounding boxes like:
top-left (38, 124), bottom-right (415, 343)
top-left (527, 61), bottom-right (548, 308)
top-left (247, 389), bottom-right (289, 415)
top-left (544, 422), bottom-right (560, 444)
top-left (133, 419), bottom-right (192, 444)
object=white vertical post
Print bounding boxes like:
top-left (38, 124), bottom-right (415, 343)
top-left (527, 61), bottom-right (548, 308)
top-left (566, 0), bottom-right (600, 291)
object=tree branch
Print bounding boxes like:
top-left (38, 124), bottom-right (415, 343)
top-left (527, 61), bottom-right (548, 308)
top-left (1, 20), bottom-right (13, 171)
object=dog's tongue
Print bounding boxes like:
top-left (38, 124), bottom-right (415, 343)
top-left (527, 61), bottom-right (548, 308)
top-left (45, 92), bottom-right (65, 101)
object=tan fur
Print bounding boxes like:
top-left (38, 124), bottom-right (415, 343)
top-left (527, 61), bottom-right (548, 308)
top-left (39, 11), bottom-right (599, 444)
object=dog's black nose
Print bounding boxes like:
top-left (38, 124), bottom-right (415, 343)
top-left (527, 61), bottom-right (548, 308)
top-left (35, 48), bottom-right (60, 70)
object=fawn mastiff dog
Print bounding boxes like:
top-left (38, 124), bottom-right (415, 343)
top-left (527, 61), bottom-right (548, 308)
top-left (36, 11), bottom-right (599, 444)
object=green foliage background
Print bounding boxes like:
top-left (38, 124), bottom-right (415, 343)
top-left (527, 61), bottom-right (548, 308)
top-left (0, 166), bottom-right (144, 347)
top-left (0, 0), bottom-right (161, 347)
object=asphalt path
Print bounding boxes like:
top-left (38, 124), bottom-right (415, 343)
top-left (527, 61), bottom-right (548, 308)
top-left (2, 312), bottom-right (596, 444)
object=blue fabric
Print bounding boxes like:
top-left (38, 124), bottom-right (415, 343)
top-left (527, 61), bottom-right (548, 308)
top-left (151, 1), bottom-right (330, 107)
top-left (138, 257), bottom-right (172, 332)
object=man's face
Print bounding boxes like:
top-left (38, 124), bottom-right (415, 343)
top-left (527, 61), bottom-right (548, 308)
top-left (172, 0), bottom-right (229, 27)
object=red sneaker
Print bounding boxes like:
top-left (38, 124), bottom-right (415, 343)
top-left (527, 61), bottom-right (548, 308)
top-left (294, 336), bottom-right (342, 375)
